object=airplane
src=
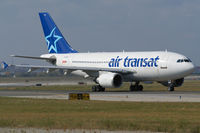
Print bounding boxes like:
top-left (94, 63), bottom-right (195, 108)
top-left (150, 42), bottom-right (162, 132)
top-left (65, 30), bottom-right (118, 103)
top-left (3, 12), bottom-right (195, 92)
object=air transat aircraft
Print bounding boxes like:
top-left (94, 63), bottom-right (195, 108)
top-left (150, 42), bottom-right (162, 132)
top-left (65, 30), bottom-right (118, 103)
top-left (7, 12), bottom-right (195, 91)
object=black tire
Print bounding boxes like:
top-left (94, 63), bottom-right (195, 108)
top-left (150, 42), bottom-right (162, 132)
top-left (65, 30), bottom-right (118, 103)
top-left (168, 86), bottom-right (174, 91)
top-left (138, 85), bottom-right (143, 91)
top-left (92, 85), bottom-right (105, 92)
top-left (92, 86), bottom-right (96, 92)
top-left (98, 86), bottom-right (105, 92)
top-left (96, 86), bottom-right (100, 92)
top-left (101, 87), bottom-right (105, 92)
top-left (130, 85), bottom-right (135, 91)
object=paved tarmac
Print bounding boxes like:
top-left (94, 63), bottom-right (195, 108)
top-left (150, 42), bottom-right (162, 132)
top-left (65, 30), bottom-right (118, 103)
top-left (0, 89), bottom-right (199, 102)
top-left (0, 81), bottom-right (87, 87)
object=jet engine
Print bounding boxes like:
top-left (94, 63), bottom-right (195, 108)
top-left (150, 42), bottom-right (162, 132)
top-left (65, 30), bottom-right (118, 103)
top-left (96, 73), bottom-right (123, 88)
top-left (160, 78), bottom-right (184, 87)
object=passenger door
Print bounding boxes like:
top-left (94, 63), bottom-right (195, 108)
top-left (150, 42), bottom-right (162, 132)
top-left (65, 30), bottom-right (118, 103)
top-left (158, 53), bottom-right (169, 78)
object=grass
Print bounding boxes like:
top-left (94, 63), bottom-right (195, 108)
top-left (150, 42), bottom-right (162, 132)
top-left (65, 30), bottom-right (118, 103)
top-left (0, 97), bottom-right (199, 132)
top-left (0, 77), bottom-right (199, 132)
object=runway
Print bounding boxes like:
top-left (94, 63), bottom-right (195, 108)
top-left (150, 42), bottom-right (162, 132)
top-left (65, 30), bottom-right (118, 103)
top-left (0, 81), bottom-right (89, 87)
top-left (0, 90), bottom-right (200, 102)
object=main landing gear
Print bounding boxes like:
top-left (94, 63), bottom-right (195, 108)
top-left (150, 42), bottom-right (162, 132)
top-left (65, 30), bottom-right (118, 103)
top-left (129, 82), bottom-right (143, 91)
top-left (92, 85), bottom-right (105, 92)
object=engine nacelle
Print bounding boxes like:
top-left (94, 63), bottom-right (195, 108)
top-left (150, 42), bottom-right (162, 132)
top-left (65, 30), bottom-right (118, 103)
top-left (96, 73), bottom-right (123, 88)
top-left (160, 78), bottom-right (184, 87)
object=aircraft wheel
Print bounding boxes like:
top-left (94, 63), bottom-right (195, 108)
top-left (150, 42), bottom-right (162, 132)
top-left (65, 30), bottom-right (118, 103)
top-left (92, 85), bottom-right (105, 92)
top-left (98, 85), bottom-right (105, 92)
top-left (92, 86), bottom-right (97, 92)
top-left (168, 86), bottom-right (174, 91)
top-left (130, 85), bottom-right (143, 91)
top-left (100, 87), bottom-right (105, 92)
top-left (138, 85), bottom-right (143, 91)
top-left (130, 85), bottom-right (136, 91)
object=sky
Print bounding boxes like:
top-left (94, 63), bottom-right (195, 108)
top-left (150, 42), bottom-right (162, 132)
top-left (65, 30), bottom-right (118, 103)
top-left (0, 0), bottom-right (200, 65)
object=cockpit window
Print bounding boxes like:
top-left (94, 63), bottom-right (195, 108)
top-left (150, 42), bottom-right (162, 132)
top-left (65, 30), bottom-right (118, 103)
top-left (186, 57), bottom-right (192, 62)
top-left (177, 59), bottom-right (183, 63)
top-left (184, 59), bottom-right (189, 62)
top-left (177, 58), bottom-right (192, 63)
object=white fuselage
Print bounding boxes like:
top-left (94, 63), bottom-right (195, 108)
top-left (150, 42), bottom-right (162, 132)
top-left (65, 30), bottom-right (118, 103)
top-left (41, 51), bottom-right (195, 82)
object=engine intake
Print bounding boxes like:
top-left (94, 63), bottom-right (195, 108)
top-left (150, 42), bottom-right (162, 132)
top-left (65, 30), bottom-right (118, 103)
top-left (96, 73), bottom-right (123, 88)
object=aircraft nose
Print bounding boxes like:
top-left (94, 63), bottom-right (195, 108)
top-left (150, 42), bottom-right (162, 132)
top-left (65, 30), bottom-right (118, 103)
top-left (185, 63), bottom-right (195, 74)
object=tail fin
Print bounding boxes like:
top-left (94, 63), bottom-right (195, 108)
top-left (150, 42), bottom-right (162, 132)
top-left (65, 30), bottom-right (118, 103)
top-left (1, 61), bottom-right (9, 70)
top-left (39, 12), bottom-right (78, 54)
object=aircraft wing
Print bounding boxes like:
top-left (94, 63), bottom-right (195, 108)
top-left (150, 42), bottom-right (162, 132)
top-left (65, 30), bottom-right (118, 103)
top-left (11, 55), bottom-right (56, 62)
top-left (7, 55), bottom-right (135, 75)
top-left (10, 64), bottom-right (135, 74)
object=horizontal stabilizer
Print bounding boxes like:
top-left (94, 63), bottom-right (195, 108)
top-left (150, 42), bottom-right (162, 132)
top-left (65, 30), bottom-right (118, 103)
top-left (1, 61), bottom-right (9, 69)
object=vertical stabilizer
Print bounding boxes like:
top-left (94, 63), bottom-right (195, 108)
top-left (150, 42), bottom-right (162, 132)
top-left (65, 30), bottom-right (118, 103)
top-left (39, 12), bottom-right (78, 54)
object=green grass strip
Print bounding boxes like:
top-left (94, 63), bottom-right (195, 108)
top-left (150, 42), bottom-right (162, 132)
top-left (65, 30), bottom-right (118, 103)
top-left (0, 97), bottom-right (199, 133)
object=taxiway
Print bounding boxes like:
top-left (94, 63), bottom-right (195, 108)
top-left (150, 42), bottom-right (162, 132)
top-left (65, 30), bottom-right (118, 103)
top-left (0, 90), bottom-right (199, 102)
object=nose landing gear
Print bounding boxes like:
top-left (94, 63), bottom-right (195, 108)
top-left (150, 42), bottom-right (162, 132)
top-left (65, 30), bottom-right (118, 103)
top-left (130, 82), bottom-right (143, 91)
top-left (168, 80), bottom-right (174, 91)
top-left (168, 80), bottom-right (175, 91)
top-left (168, 86), bottom-right (174, 91)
